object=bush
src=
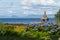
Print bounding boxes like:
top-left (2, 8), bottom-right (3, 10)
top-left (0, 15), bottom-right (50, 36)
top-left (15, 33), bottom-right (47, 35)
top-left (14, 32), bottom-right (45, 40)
top-left (0, 22), bottom-right (60, 40)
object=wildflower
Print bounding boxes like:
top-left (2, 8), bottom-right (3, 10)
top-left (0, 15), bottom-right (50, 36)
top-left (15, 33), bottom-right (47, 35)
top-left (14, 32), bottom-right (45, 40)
top-left (43, 22), bottom-right (51, 26)
top-left (28, 24), bottom-right (35, 27)
top-left (56, 27), bottom-right (60, 30)
top-left (33, 27), bottom-right (38, 31)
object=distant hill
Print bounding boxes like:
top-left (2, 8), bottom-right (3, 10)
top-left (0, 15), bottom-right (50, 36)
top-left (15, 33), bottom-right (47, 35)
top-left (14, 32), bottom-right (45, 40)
top-left (25, 14), bottom-right (54, 18)
top-left (0, 14), bottom-right (54, 18)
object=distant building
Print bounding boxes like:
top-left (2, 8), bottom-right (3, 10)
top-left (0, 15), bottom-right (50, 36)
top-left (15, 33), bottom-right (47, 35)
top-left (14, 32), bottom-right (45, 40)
top-left (42, 10), bottom-right (49, 22)
top-left (29, 10), bottom-right (49, 25)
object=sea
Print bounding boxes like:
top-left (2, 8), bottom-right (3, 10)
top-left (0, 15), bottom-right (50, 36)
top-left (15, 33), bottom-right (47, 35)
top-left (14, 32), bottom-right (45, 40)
top-left (0, 18), bottom-right (55, 24)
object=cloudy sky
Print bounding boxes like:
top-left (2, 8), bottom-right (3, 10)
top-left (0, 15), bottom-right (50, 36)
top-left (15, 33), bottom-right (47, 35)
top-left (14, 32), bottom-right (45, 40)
top-left (0, 0), bottom-right (60, 18)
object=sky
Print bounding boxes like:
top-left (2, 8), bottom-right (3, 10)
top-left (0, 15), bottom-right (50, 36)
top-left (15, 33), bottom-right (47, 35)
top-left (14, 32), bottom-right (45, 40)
top-left (0, 0), bottom-right (60, 18)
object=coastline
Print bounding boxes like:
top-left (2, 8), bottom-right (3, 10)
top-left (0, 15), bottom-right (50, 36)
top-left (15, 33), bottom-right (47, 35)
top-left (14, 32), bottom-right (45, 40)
top-left (3, 22), bottom-right (44, 28)
top-left (4, 23), bottom-right (27, 26)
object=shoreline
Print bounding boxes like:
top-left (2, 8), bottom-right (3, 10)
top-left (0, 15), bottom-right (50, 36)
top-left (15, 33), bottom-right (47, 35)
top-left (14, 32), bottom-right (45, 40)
top-left (3, 22), bottom-right (44, 27)
top-left (4, 23), bottom-right (27, 26)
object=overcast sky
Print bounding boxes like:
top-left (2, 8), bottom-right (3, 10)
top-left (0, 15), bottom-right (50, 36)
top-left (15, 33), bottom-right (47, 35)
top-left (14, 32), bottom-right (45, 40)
top-left (0, 0), bottom-right (60, 18)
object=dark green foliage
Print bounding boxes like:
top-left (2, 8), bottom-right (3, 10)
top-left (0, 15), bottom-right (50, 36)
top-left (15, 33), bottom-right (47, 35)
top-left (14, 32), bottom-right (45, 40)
top-left (55, 9), bottom-right (60, 25)
top-left (0, 22), bottom-right (60, 40)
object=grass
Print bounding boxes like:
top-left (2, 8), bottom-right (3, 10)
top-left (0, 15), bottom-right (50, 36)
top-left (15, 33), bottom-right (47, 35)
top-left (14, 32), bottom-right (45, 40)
top-left (13, 25), bottom-right (25, 32)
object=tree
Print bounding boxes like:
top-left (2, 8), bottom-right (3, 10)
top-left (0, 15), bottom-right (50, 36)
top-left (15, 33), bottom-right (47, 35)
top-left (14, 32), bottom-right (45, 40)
top-left (55, 9), bottom-right (60, 25)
